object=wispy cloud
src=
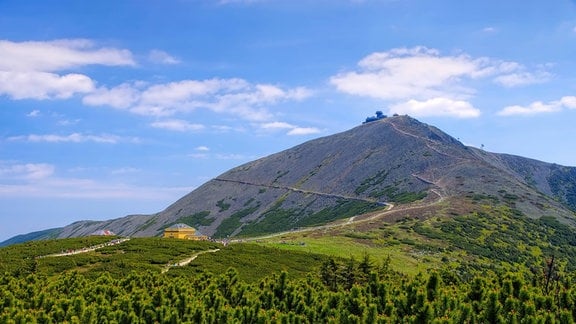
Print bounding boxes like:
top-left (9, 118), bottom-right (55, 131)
top-left (497, 96), bottom-right (576, 116)
top-left (390, 98), bottom-right (481, 118)
top-left (110, 167), bottom-right (141, 175)
top-left (84, 78), bottom-right (312, 122)
top-left (260, 121), bottom-right (321, 135)
top-left (331, 47), bottom-right (485, 101)
top-left (7, 133), bottom-right (139, 144)
top-left (148, 49), bottom-right (180, 65)
top-left (27, 110), bottom-right (41, 117)
top-left (287, 127), bottom-right (322, 136)
top-left (150, 119), bottom-right (205, 132)
top-left (0, 71), bottom-right (95, 99)
top-left (0, 39), bottom-right (135, 72)
top-left (188, 152), bottom-right (254, 160)
top-left (0, 39), bottom-right (135, 100)
top-left (0, 162), bottom-right (55, 180)
top-left (482, 26), bottom-right (498, 33)
top-left (0, 161), bottom-right (190, 199)
top-left (493, 67), bottom-right (551, 87)
top-left (260, 121), bottom-right (294, 130)
top-left (0, 39), bottom-right (313, 131)
top-left (330, 46), bottom-right (551, 118)
top-left (82, 83), bottom-right (140, 109)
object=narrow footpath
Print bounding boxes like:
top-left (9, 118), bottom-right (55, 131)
top-left (37, 238), bottom-right (130, 258)
top-left (161, 249), bottom-right (220, 274)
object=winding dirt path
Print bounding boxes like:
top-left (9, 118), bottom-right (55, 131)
top-left (237, 184), bottom-right (448, 242)
top-left (161, 249), bottom-right (220, 273)
top-left (37, 238), bottom-right (130, 258)
top-left (213, 178), bottom-right (381, 205)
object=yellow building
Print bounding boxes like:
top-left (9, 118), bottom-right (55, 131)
top-left (163, 223), bottom-right (208, 240)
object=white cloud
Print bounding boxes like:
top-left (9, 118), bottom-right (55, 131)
top-left (261, 121), bottom-right (295, 130)
top-left (0, 161), bottom-right (190, 200)
top-left (497, 96), bottom-right (576, 116)
top-left (0, 39), bottom-right (134, 100)
top-left (84, 78), bottom-right (312, 122)
top-left (215, 153), bottom-right (252, 160)
top-left (260, 121), bottom-right (320, 135)
top-left (57, 118), bottom-right (81, 126)
top-left (287, 127), bottom-right (321, 136)
top-left (150, 119), bottom-right (205, 132)
top-left (83, 83), bottom-right (140, 109)
top-left (390, 98), bottom-right (481, 118)
top-left (0, 71), bottom-right (95, 99)
top-left (7, 133), bottom-right (135, 144)
top-left (0, 39), bottom-right (135, 72)
top-left (110, 167), bottom-right (141, 175)
top-left (482, 27), bottom-right (498, 33)
top-left (330, 47), bottom-right (490, 101)
top-left (0, 163), bottom-right (55, 180)
top-left (189, 151), bottom-right (252, 160)
top-left (189, 153), bottom-right (209, 159)
top-left (0, 176), bottom-right (191, 199)
top-left (27, 110), bottom-right (41, 117)
top-left (195, 146), bottom-right (210, 151)
top-left (560, 96), bottom-right (576, 109)
top-left (330, 47), bottom-right (553, 118)
top-left (493, 70), bottom-right (551, 87)
top-left (148, 49), bottom-right (180, 64)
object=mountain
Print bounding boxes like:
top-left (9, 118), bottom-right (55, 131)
top-left (0, 228), bottom-right (62, 247)
top-left (4, 115), bottom-right (576, 245)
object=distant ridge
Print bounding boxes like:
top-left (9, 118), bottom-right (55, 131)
top-left (3, 115), bottom-right (576, 246)
top-left (0, 228), bottom-right (62, 247)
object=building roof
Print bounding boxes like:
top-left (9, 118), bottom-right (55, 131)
top-left (91, 229), bottom-right (115, 236)
top-left (165, 223), bottom-right (194, 230)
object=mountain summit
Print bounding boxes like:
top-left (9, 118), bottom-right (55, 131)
top-left (5, 115), bottom-right (576, 244)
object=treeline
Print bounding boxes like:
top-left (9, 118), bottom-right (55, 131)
top-left (1, 256), bottom-right (576, 323)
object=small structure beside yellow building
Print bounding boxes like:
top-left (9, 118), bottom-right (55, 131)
top-left (163, 223), bottom-right (208, 241)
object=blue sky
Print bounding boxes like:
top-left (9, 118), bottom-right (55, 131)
top-left (1, 0), bottom-right (576, 241)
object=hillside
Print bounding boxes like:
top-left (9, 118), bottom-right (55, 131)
top-left (3, 115), bottom-right (576, 244)
top-left (3, 236), bottom-right (576, 323)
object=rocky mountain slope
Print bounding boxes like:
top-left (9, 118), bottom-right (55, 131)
top-left (5, 115), bottom-right (576, 244)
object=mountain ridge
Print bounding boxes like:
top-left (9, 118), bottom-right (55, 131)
top-left (3, 115), bottom-right (575, 245)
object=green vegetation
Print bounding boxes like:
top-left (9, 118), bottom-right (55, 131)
top-left (3, 190), bottom-right (576, 322)
top-left (182, 243), bottom-right (327, 282)
top-left (355, 170), bottom-right (389, 195)
top-left (0, 236), bottom-right (113, 276)
top-left (369, 186), bottom-right (427, 203)
top-left (0, 237), bottom-right (221, 279)
top-left (240, 206), bottom-right (298, 237)
top-left (214, 206), bottom-right (260, 238)
top-left (549, 166), bottom-right (576, 211)
top-left (413, 205), bottom-right (576, 270)
top-left (175, 211), bottom-right (213, 227)
top-left (297, 200), bottom-right (386, 227)
top-left (137, 217), bottom-right (157, 232)
top-left (2, 252), bottom-right (576, 322)
top-left (239, 200), bottom-right (386, 237)
top-left (216, 199), bottom-right (231, 212)
top-left (0, 238), bottom-right (329, 281)
top-left (272, 170), bottom-right (290, 183)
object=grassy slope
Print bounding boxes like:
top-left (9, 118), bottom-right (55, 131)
top-left (252, 196), bottom-right (576, 276)
top-left (2, 194), bottom-right (575, 282)
top-left (0, 237), bottom-right (328, 282)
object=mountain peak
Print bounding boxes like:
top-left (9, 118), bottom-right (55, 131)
top-left (4, 116), bottom-right (576, 245)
